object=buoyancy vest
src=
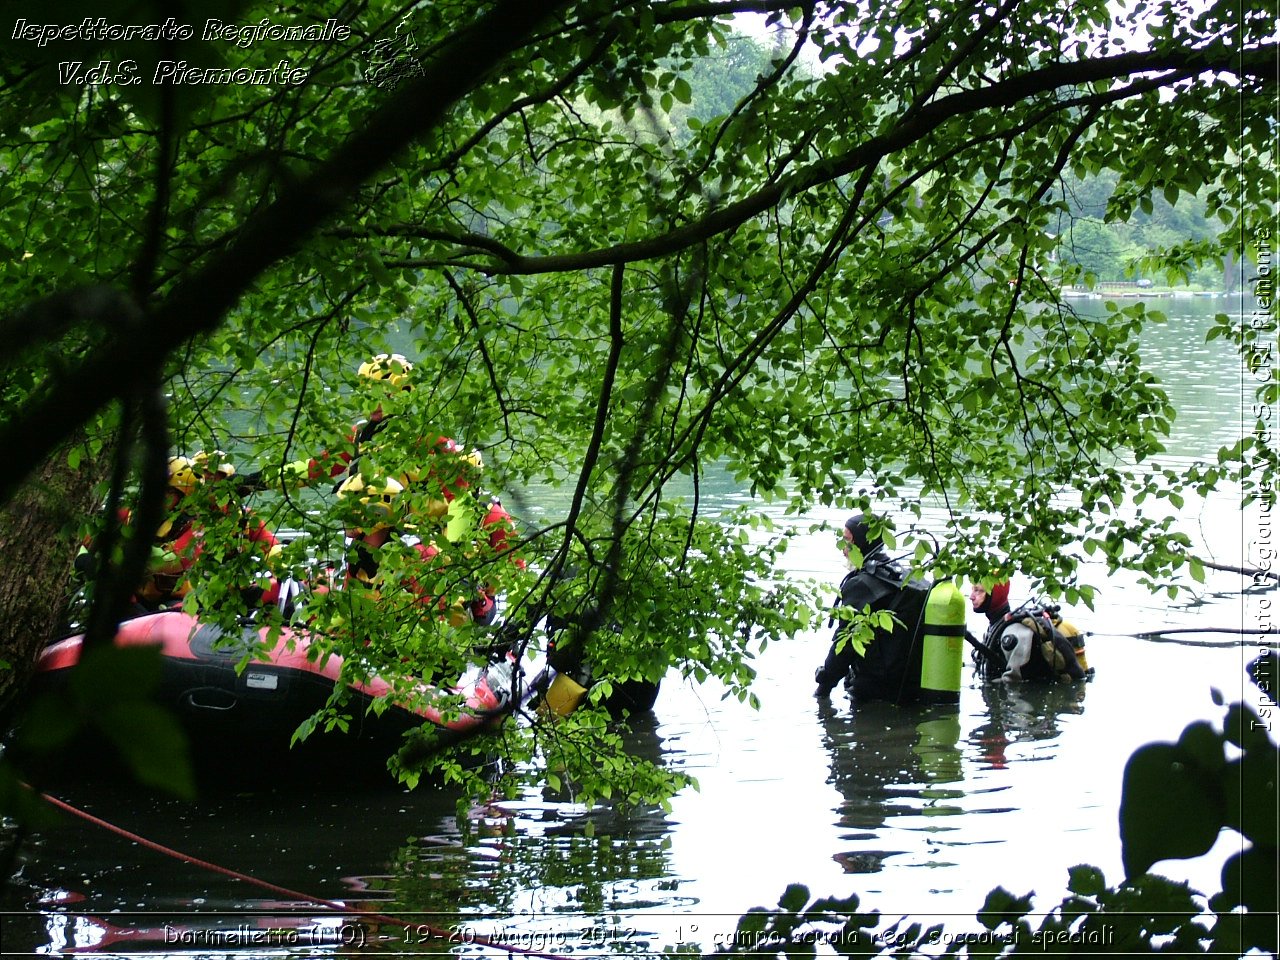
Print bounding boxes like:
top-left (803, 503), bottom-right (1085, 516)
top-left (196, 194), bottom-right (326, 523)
top-left (850, 565), bottom-right (930, 702)
top-left (984, 603), bottom-right (1088, 683)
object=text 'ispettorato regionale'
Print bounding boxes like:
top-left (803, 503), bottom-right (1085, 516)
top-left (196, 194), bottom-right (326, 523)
top-left (12, 17), bottom-right (352, 86)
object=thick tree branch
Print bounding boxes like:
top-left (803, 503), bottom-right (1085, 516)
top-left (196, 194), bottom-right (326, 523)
top-left (0, 0), bottom-right (572, 508)
top-left (551, 262), bottom-right (627, 580)
top-left (0, 287), bottom-right (143, 369)
top-left (439, 41), bottom-right (1273, 275)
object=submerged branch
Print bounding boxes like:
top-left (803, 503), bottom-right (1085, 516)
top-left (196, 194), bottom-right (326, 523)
top-left (1197, 558), bottom-right (1280, 583)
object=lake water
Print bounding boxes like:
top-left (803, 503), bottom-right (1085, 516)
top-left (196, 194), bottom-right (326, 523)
top-left (2, 296), bottom-right (1272, 956)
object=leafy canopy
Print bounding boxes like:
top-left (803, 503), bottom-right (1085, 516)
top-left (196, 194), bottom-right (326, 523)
top-left (0, 0), bottom-right (1273, 797)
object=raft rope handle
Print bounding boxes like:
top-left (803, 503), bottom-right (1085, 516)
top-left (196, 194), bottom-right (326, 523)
top-left (31, 787), bottom-right (578, 960)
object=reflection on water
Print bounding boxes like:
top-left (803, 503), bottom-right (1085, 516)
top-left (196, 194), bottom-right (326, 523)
top-left (818, 700), bottom-right (964, 875)
top-left (384, 714), bottom-right (682, 929)
top-left (3, 297), bottom-right (1268, 952)
top-left (969, 682), bottom-right (1088, 770)
top-left (3, 718), bottom-right (685, 956)
top-left (814, 684), bottom-right (1089, 884)
top-left (3, 780), bottom-right (465, 953)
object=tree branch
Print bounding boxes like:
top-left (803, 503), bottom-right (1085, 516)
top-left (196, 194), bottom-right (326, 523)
top-left (550, 262), bottom-right (627, 580)
top-left (448, 42), bottom-right (1272, 275)
top-left (0, 0), bottom-right (573, 508)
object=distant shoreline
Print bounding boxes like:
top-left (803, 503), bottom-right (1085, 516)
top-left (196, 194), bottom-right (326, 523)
top-left (1060, 287), bottom-right (1233, 299)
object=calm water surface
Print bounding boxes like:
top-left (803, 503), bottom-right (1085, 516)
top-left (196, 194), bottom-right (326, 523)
top-left (2, 297), bottom-right (1271, 955)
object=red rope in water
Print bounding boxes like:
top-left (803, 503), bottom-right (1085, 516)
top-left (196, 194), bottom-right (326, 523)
top-left (33, 787), bottom-right (574, 960)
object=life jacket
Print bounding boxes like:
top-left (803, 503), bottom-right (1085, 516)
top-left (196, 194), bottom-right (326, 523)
top-left (980, 602), bottom-right (1088, 683)
top-left (127, 503), bottom-right (195, 606)
top-left (349, 527), bottom-right (499, 627)
top-left (338, 428), bottom-right (469, 511)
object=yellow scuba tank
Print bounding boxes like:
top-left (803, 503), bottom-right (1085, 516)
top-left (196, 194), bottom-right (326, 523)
top-left (444, 496), bottom-right (477, 543)
top-left (1052, 614), bottom-right (1090, 673)
top-left (919, 580), bottom-right (966, 702)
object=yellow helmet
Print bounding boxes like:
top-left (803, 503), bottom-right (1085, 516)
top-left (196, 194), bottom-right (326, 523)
top-left (336, 473), bottom-right (403, 514)
top-left (190, 450), bottom-right (236, 481)
top-left (167, 456), bottom-right (198, 494)
top-left (453, 447), bottom-right (485, 491)
top-left (357, 353), bottom-right (413, 390)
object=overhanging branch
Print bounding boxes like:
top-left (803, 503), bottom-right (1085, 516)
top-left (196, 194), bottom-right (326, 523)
top-left (446, 41), bottom-right (1272, 275)
top-left (0, 0), bottom-right (573, 508)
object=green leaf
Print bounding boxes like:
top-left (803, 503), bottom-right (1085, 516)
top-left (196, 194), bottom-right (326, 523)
top-left (99, 701), bottom-right (196, 800)
top-left (69, 645), bottom-right (164, 709)
top-left (1189, 556), bottom-right (1206, 583)
top-left (1067, 864), bottom-right (1107, 898)
top-left (736, 910), bottom-right (768, 936)
top-left (778, 883), bottom-right (809, 912)
top-left (15, 692), bottom-right (82, 752)
top-left (1176, 720), bottom-right (1226, 772)
top-left (1219, 847), bottom-right (1280, 943)
top-left (977, 886), bottom-right (1033, 929)
top-left (1222, 754), bottom-right (1278, 848)
top-left (1120, 742), bottom-right (1225, 877)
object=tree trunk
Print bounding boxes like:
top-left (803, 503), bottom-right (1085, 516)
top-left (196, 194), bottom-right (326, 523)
top-left (0, 438), bottom-right (109, 715)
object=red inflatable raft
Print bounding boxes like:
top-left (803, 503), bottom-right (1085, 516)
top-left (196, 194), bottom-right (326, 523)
top-left (34, 610), bottom-right (517, 771)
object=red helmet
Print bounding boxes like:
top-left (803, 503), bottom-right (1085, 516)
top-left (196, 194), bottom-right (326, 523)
top-left (989, 580), bottom-right (1010, 611)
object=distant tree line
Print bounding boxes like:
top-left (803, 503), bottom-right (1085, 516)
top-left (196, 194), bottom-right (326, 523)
top-left (1053, 168), bottom-right (1231, 288)
top-left (678, 35), bottom-right (1235, 291)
